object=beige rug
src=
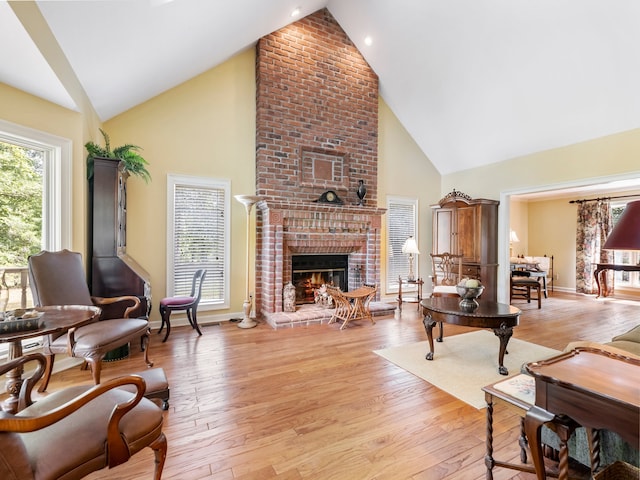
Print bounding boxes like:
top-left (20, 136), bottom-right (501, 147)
top-left (374, 330), bottom-right (560, 409)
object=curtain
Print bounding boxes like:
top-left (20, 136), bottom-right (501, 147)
top-left (575, 201), bottom-right (613, 294)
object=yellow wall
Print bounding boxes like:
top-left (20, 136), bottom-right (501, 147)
top-left (103, 48), bottom-right (257, 319)
top-left (378, 100), bottom-right (441, 292)
top-left (442, 128), bottom-right (640, 200)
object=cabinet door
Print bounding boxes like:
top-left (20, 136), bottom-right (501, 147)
top-left (433, 208), bottom-right (455, 254)
top-left (456, 205), bottom-right (481, 263)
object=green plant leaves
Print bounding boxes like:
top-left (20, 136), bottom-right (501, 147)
top-left (85, 128), bottom-right (151, 183)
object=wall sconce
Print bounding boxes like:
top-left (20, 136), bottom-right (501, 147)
top-left (509, 230), bottom-right (520, 258)
top-left (603, 200), bottom-right (640, 259)
top-left (402, 236), bottom-right (420, 281)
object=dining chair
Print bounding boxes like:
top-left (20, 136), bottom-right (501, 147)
top-left (0, 353), bottom-right (167, 480)
top-left (510, 270), bottom-right (542, 308)
top-left (430, 252), bottom-right (463, 297)
top-left (28, 249), bottom-right (153, 391)
top-left (158, 269), bottom-right (207, 342)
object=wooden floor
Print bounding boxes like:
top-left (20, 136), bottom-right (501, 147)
top-left (23, 293), bottom-right (640, 479)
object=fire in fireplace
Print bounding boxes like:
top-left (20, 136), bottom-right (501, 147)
top-left (292, 254), bottom-right (348, 304)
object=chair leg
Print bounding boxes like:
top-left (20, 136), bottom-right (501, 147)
top-left (142, 329), bottom-right (154, 367)
top-left (87, 357), bottom-right (103, 385)
top-left (151, 432), bottom-right (168, 480)
top-left (37, 353), bottom-right (55, 392)
top-left (189, 308), bottom-right (203, 336)
top-left (161, 310), bottom-right (172, 343)
top-left (158, 305), bottom-right (166, 334)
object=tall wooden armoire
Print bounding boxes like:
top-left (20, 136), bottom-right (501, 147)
top-left (88, 157), bottom-right (151, 319)
top-left (431, 190), bottom-right (499, 302)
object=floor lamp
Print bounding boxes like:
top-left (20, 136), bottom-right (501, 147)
top-left (235, 194), bottom-right (261, 329)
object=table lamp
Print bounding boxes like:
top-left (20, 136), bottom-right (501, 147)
top-left (509, 230), bottom-right (520, 258)
top-left (603, 200), bottom-right (640, 256)
top-left (402, 236), bottom-right (420, 281)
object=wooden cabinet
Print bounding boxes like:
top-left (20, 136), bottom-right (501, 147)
top-left (88, 157), bottom-right (151, 318)
top-left (431, 190), bottom-right (499, 301)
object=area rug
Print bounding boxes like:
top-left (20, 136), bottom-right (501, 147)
top-left (374, 330), bottom-right (560, 409)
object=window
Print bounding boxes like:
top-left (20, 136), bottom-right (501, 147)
top-left (166, 175), bottom-right (230, 309)
top-left (0, 120), bottom-right (71, 355)
top-left (611, 203), bottom-right (640, 290)
top-left (386, 196), bottom-right (418, 293)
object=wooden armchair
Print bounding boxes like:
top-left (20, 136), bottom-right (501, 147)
top-left (430, 252), bottom-right (463, 296)
top-left (28, 250), bottom-right (152, 391)
top-left (0, 353), bottom-right (167, 480)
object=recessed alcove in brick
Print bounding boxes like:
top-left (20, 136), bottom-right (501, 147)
top-left (254, 9), bottom-right (384, 318)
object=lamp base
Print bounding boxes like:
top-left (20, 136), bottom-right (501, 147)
top-left (237, 299), bottom-right (257, 329)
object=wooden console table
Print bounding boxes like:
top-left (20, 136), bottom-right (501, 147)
top-left (524, 348), bottom-right (640, 480)
top-left (593, 263), bottom-right (640, 298)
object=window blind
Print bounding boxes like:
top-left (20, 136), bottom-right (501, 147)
top-left (168, 176), bottom-right (230, 307)
top-left (386, 197), bottom-right (418, 292)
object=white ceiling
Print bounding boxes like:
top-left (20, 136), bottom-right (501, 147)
top-left (2, 0), bottom-right (639, 176)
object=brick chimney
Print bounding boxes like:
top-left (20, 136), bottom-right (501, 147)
top-left (254, 9), bottom-right (384, 317)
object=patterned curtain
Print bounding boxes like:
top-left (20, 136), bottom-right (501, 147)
top-left (575, 201), bottom-right (613, 294)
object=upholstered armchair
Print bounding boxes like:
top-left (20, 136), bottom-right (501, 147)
top-left (0, 353), bottom-right (167, 480)
top-left (28, 250), bottom-right (152, 391)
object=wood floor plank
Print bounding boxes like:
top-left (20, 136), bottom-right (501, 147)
top-left (3, 292), bottom-right (637, 479)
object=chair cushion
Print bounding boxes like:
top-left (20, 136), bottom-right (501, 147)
top-left (0, 430), bottom-right (34, 480)
top-left (17, 385), bottom-right (163, 480)
top-left (160, 296), bottom-right (195, 307)
top-left (612, 324), bottom-right (640, 343)
top-left (433, 285), bottom-right (458, 294)
top-left (512, 278), bottom-right (540, 286)
top-left (47, 318), bottom-right (149, 358)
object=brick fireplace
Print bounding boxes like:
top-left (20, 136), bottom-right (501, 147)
top-left (254, 9), bottom-right (385, 318)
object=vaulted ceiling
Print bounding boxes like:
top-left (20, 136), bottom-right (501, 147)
top-left (2, 0), bottom-right (639, 176)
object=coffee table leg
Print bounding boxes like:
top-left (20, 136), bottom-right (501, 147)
top-left (493, 322), bottom-right (513, 375)
top-left (422, 313), bottom-right (436, 360)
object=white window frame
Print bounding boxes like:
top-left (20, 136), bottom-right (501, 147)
top-left (166, 174), bottom-right (230, 309)
top-left (0, 119), bottom-right (72, 252)
top-left (386, 195), bottom-right (419, 293)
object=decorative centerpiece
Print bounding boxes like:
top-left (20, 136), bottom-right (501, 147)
top-left (0, 309), bottom-right (44, 333)
top-left (456, 278), bottom-right (484, 311)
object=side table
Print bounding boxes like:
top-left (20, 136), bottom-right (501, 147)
top-left (397, 276), bottom-right (423, 312)
top-left (483, 374), bottom-right (581, 480)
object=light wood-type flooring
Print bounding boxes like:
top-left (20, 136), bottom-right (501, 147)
top-left (17, 293), bottom-right (640, 479)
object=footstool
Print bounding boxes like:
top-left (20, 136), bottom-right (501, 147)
top-left (121, 368), bottom-right (170, 410)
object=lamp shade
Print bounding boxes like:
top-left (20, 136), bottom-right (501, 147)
top-left (603, 200), bottom-right (640, 251)
top-left (402, 236), bottom-right (420, 255)
top-left (509, 230), bottom-right (520, 243)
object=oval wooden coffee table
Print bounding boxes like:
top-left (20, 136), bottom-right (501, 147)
top-left (420, 297), bottom-right (521, 375)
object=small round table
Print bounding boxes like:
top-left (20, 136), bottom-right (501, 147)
top-left (0, 305), bottom-right (101, 413)
top-left (420, 297), bottom-right (521, 375)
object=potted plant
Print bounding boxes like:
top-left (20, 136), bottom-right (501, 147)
top-left (85, 128), bottom-right (151, 183)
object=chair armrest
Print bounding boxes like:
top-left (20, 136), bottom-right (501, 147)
top-left (0, 374), bottom-right (146, 467)
top-left (91, 295), bottom-right (141, 318)
top-left (0, 353), bottom-right (46, 410)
